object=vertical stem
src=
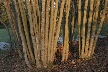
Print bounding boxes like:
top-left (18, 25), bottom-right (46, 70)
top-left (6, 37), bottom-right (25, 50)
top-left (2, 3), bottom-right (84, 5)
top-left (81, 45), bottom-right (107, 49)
top-left (81, 0), bottom-right (88, 58)
top-left (53, 0), bottom-right (65, 62)
top-left (71, 1), bottom-right (75, 34)
top-left (62, 0), bottom-right (70, 61)
top-left (10, 0), bottom-right (32, 68)
top-left (52, 0), bottom-right (59, 62)
top-left (44, 0), bottom-right (50, 64)
top-left (4, 0), bottom-right (22, 58)
top-left (91, 1), bottom-right (108, 56)
top-left (88, 0), bottom-right (100, 57)
top-left (18, 0), bottom-right (35, 62)
top-left (26, 0), bottom-right (41, 67)
top-left (85, 0), bottom-right (94, 57)
top-left (41, 0), bottom-right (46, 66)
top-left (78, 0), bottom-right (81, 57)
top-left (47, 0), bottom-right (54, 63)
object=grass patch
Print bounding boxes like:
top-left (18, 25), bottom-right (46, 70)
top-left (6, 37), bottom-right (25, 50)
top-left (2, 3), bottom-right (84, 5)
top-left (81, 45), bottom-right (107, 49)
top-left (0, 28), bottom-right (15, 42)
top-left (100, 24), bottom-right (108, 36)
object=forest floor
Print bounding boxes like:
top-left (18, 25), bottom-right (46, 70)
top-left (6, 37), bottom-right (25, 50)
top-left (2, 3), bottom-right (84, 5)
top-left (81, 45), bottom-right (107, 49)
top-left (0, 37), bottom-right (108, 72)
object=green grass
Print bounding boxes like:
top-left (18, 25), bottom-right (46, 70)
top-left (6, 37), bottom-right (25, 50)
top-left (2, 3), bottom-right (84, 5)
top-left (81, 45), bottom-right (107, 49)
top-left (100, 24), bottom-right (108, 36)
top-left (0, 28), bottom-right (15, 42)
top-left (73, 23), bottom-right (108, 36)
top-left (0, 24), bottom-right (108, 42)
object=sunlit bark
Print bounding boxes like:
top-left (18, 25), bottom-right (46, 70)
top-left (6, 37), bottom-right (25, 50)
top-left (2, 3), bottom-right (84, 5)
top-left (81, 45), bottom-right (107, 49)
top-left (53, 0), bottom-right (65, 61)
top-left (78, 0), bottom-right (81, 57)
top-left (3, 0), bottom-right (22, 58)
top-left (62, 0), bottom-right (71, 61)
top-left (44, 0), bottom-right (50, 65)
top-left (41, 0), bottom-right (46, 66)
top-left (85, 0), bottom-right (94, 58)
top-left (47, 0), bottom-right (54, 63)
top-left (88, 0), bottom-right (100, 57)
top-left (91, 0), bottom-right (108, 56)
top-left (80, 0), bottom-right (88, 58)
top-left (71, 1), bottom-right (75, 34)
top-left (3, 0), bottom-right (108, 69)
top-left (12, 0), bottom-right (32, 68)
top-left (51, 0), bottom-right (59, 62)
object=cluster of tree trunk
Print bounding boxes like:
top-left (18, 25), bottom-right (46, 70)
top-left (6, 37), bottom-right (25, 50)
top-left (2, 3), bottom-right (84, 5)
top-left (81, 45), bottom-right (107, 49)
top-left (3, 0), bottom-right (108, 68)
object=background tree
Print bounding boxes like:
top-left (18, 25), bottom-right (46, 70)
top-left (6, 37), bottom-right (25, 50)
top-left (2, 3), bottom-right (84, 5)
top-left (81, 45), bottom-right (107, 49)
top-left (0, 0), bottom-right (8, 28)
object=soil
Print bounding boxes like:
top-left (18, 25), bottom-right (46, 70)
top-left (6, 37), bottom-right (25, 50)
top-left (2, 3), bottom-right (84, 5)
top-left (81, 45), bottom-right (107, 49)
top-left (0, 37), bottom-right (108, 72)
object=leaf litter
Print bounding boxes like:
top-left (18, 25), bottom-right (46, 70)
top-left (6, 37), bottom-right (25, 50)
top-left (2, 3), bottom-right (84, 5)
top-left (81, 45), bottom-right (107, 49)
top-left (0, 36), bottom-right (108, 72)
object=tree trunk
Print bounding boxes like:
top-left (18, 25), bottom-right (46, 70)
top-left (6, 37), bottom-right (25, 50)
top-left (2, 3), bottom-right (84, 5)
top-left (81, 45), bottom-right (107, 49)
top-left (41, 0), bottom-right (46, 66)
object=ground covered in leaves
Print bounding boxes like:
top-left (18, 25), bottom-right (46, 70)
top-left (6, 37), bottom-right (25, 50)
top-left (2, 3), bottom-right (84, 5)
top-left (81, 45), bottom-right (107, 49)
top-left (0, 37), bottom-right (108, 72)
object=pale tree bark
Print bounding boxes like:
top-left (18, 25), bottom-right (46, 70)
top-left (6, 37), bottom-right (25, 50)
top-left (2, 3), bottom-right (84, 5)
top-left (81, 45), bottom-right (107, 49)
top-left (71, 1), bottom-right (75, 34)
top-left (34, 0), bottom-right (41, 66)
top-left (12, 0), bottom-right (32, 68)
top-left (32, 0), bottom-right (41, 67)
top-left (79, 0), bottom-right (108, 59)
top-left (41, 0), bottom-right (46, 66)
top-left (80, 0), bottom-right (88, 58)
top-left (53, 0), bottom-right (65, 61)
top-left (51, 0), bottom-right (59, 62)
top-left (3, 0), bottom-right (22, 58)
top-left (4, 0), bottom-right (65, 68)
top-left (85, 0), bottom-right (94, 57)
top-left (62, 0), bottom-right (71, 61)
top-left (50, 0), bottom-right (59, 63)
top-left (47, 0), bottom-right (54, 63)
top-left (78, 0), bottom-right (81, 57)
top-left (17, 0), bottom-right (35, 63)
top-left (88, 0), bottom-right (100, 57)
top-left (44, 0), bottom-right (50, 65)
top-left (35, 0), bottom-right (41, 45)
top-left (32, 0), bottom-right (42, 68)
top-left (26, 0), bottom-right (41, 67)
top-left (4, 0), bottom-right (108, 68)
top-left (90, 0), bottom-right (108, 56)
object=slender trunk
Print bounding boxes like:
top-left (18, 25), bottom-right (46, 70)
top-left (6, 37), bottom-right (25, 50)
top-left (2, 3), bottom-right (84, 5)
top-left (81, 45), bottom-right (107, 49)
top-left (51, 0), bottom-right (59, 62)
top-left (44, 0), bottom-right (50, 65)
top-left (71, 1), bottom-right (75, 34)
top-left (91, 1), bottom-right (108, 56)
top-left (62, 0), bottom-right (71, 61)
top-left (4, 0), bottom-right (22, 58)
top-left (78, 0), bottom-right (81, 57)
top-left (26, 0), bottom-right (41, 67)
top-left (53, 0), bottom-right (65, 60)
top-left (12, 0), bottom-right (32, 68)
top-left (88, 0), bottom-right (100, 57)
top-left (47, 0), bottom-right (54, 63)
top-left (85, 0), bottom-right (94, 57)
top-left (81, 0), bottom-right (88, 58)
top-left (41, 0), bottom-right (46, 66)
